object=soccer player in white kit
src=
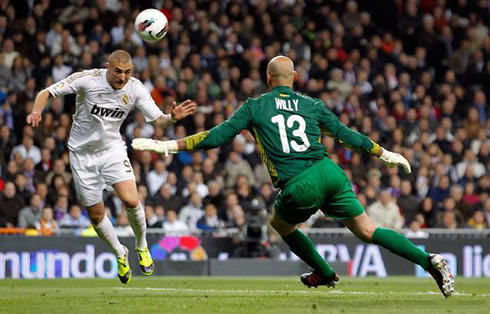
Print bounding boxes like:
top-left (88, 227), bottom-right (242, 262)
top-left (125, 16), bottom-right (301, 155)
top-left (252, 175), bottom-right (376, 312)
top-left (27, 50), bottom-right (196, 284)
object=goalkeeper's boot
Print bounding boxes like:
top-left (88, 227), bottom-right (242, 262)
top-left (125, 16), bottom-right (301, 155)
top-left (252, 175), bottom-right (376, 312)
top-left (136, 247), bottom-right (154, 276)
top-left (300, 271), bottom-right (339, 288)
top-left (427, 254), bottom-right (454, 298)
top-left (117, 245), bottom-right (132, 284)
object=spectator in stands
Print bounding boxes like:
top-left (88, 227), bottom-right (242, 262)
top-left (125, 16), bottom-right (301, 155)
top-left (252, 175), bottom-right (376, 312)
top-left (10, 136), bottom-right (41, 164)
top-left (154, 205), bottom-right (166, 227)
top-left (22, 157), bottom-right (43, 193)
top-left (39, 206), bottom-right (57, 234)
top-left (59, 205), bottom-right (90, 229)
top-left (14, 173), bottom-right (31, 204)
top-left (18, 193), bottom-right (42, 228)
top-left (146, 159), bottom-right (168, 198)
top-left (224, 150), bottom-right (255, 188)
top-left (405, 215), bottom-right (429, 239)
top-left (35, 148), bottom-right (53, 173)
top-left (53, 195), bottom-right (69, 221)
top-left (179, 192), bottom-right (203, 230)
top-left (145, 205), bottom-right (163, 229)
top-left (449, 185), bottom-right (473, 221)
top-left (437, 198), bottom-right (465, 226)
top-left (125, 111), bottom-right (155, 140)
top-left (471, 91), bottom-right (487, 125)
top-left (468, 211), bottom-right (487, 230)
top-left (35, 182), bottom-right (51, 208)
top-left (115, 210), bottom-right (133, 236)
top-left (456, 149), bottom-right (486, 180)
top-left (51, 53), bottom-right (72, 82)
top-left (197, 203), bottom-right (224, 231)
top-left (45, 159), bottom-right (72, 186)
top-left (397, 180), bottom-right (420, 225)
top-left (367, 190), bottom-right (404, 230)
top-left (0, 181), bottom-right (25, 227)
top-left (462, 182), bottom-right (480, 207)
top-left (1, 39), bottom-right (19, 68)
top-left (428, 175), bottom-right (451, 207)
top-left (435, 211), bottom-right (459, 229)
top-left (203, 180), bottom-right (224, 210)
top-left (0, 124), bottom-right (16, 165)
top-left (163, 209), bottom-right (189, 235)
top-left (153, 183), bottom-right (183, 211)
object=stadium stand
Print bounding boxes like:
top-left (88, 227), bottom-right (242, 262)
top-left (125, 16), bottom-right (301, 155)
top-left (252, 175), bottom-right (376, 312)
top-left (0, 0), bottom-right (488, 241)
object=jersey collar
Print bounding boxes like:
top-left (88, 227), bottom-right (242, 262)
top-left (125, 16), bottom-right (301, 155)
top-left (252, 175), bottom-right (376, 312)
top-left (271, 86), bottom-right (293, 93)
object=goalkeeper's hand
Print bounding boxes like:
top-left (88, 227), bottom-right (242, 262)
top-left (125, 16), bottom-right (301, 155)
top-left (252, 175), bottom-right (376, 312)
top-left (378, 148), bottom-right (412, 174)
top-left (131, 138), bottom-right (178, 157)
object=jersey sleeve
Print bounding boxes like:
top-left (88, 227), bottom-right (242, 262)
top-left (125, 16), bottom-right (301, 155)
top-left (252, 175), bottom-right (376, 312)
top-left (318, 101), bottom-right (381, 155)
top-left (184, 100), bottom-right (253, 150)
top-left (133, 80), bottom-right (164, 122)
top-left (47, 71), bottom-right (90, 97)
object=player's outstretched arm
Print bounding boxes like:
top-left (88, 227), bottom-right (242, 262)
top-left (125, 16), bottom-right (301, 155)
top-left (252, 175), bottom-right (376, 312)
top-left (131, 138), bottom-right (183, 157)
top-left (134, 99), bottom-right (253, 156)
top-left (377, 147), bottom-right (412, 174)
top-left (170, 99), bottom-right (196, 121)
top-left (153, 99), bottom-right (196, 129)
top-left (26, 89), bottom-right (53, 127)
top-left (320, 104), bottom-right (411, 174)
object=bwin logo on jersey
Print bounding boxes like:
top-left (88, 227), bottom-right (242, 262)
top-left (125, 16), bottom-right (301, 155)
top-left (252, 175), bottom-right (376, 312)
top-left (90, 104), bottom-right (125, 118)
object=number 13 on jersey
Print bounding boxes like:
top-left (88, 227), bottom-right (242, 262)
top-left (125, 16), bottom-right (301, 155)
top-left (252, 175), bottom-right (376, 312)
top-left (271, 114), bottom-right (310, 153)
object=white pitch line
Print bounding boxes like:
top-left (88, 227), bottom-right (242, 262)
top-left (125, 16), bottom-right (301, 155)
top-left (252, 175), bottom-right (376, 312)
top-left (115, 287), bottom-right (488, 297)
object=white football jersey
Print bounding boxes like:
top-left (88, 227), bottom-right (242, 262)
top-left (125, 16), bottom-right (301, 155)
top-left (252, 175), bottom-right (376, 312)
top-left (48, 69), bottom-right (168, 152)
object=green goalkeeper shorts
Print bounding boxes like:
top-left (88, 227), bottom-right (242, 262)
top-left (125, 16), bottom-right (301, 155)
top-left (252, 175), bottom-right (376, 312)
top-left (274, 157), bottom-right (365, 224)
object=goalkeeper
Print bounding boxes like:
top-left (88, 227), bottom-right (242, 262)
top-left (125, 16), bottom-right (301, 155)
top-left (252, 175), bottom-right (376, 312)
top-left (133, 56), bottom-right (454, 297)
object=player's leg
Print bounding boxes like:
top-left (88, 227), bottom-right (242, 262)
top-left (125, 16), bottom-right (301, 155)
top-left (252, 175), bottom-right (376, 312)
top-left (343, 212), bottom-right (431, 267)
top-left (272, 161), bottom-right (340, 288)
top-left (87, 200), bottom-right (126, 258)
top-left (105, 147), bottom-right (154, 275)
top-left (69, 151), bottom-right (131, 283)
top-left (113, 180), bottom-right (147, 249)
top-left (343, 212), bottom-right (454, 297)
top-left (112, 179), bottom-right (154, 275)
top-left (270, 212), bottom-right (338, 288)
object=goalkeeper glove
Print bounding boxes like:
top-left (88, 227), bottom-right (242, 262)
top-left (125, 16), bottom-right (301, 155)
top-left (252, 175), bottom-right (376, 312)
top-left (379, 148), bottom-right (412, 174)
top-left (131, 138), bottom-right (178, 157)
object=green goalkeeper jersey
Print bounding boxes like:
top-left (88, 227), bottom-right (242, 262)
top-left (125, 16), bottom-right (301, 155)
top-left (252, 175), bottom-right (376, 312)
top-left (184, 86), bottom-right (380, 188)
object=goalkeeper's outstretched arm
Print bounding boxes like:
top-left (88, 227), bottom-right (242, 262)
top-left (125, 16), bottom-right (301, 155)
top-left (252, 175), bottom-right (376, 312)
top-left (320, 103), bottom-right (411, 174)
top-left (132, 100), bottom-right (252, 156)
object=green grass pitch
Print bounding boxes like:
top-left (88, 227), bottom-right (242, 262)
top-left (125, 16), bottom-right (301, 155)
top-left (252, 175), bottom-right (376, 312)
top-left (0, 276), bottom-right (488, 313)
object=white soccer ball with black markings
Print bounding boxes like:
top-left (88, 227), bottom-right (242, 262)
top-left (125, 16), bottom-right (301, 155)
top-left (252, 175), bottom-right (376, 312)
top-left (135, 8), bottom-right (169, 43)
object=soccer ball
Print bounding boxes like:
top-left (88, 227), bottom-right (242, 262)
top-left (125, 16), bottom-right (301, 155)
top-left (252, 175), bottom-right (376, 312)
top-left (135, 9), bottom-right (169, 43)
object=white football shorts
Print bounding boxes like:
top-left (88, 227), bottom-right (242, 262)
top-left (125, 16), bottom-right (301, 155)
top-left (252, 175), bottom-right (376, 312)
top-left (69, 144), bottom-right (135, 207)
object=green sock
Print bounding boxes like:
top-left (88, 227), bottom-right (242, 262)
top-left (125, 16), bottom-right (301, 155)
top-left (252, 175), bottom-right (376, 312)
top-left (372, 227), bottom-right (430, 270)
top-left (283, 229), bottom-right (335, 277)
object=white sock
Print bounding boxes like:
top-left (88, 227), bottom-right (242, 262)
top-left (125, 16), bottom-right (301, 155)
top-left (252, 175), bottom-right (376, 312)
top-left (94, 215), bottom-right (126, 257)
top-left (126, 202), bottom-right (148, 249)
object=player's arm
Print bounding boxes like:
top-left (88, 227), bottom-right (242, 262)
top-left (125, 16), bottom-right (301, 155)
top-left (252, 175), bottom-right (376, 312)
top-left (319, 102), bottom-right (411, 174)
top-left (27, 71), bottom-right (88, 127)
top-left (133, 100), bottom-right (252, 155)
top-left (152, 100), bottom-right (196, 129)
top-left (27, 89), bottom-right (53, 127)
top-left (134, 79), bottom-right (195, 129)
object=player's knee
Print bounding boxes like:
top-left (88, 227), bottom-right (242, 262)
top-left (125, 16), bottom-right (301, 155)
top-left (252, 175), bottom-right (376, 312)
top-left (122, 198), bottom-right (140, 209)
top-left (357, 226), bottom-right (376, 243)
top-left (88, 210), bottom-right (105, 225)
top-left (270, 215), bottom-right (295, 236)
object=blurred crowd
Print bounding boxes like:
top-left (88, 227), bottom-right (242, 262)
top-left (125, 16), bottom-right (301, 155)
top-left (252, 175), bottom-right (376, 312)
top-left (0, 0), bottom-right (489, 239)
